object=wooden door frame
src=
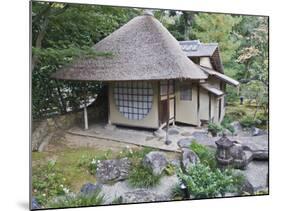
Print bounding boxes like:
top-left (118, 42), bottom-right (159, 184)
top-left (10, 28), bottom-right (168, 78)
top-left (158, 80), bottom-right (175, 127)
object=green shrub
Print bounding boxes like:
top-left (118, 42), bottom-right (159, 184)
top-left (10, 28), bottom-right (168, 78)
top-left (256, 112), bottom-right (268, 127)
top-left (227, 108), bottom-right (247, 121)
top-left (240, 115), bottom-right (256, 128)
top-left (110, 196), bottom-right (123, 204)
top-left (176, 164), bottom-right (243, 198)
top-left (164, 163), bottom-right (176, 176)
top-left (117, 146), bottom-right (154, 165)
top-left (128, 164), bottom-right (162, 188)
top-left (190, 140), bottom-right (217, 169)
top-left (171, 184), bottom-right (186, 200)
top-left (208, 122), bottom-right (223, 136)
top-left (47, 191), bottom-right (104, 208)
top-left (221, 115), bottom-right (233, 126)
top-left (32, 160), bottom-right (69, 205)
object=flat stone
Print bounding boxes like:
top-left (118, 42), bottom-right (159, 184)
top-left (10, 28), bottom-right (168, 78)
top-left (177, 138), bottom-right (192, 148)
top-left (143, 151), bottom-right (168, 176)
top-left (181, 131), bottom-right (192, 137)
top-left (100, 175), bottom-right (179, 204)
top-left (168, 128), bottom-right (180, 135)
top-left (80, 183), bottom-right (102, 195)
top-left (122, 189), bottom-right (168, 203)
top-left (96, 158), bottom-right (131, 183)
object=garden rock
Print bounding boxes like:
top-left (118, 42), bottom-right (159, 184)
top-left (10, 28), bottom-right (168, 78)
top-left (230, 144), bottom-right (252, 169)
top-left (31, 197), bottom-right (41, 209)
top-left (177, 138), bottom-right (192, 148)
top-left (96, 158), bottom-right (131, 183)
top-left (122, 189), bottom-right (168, 203)
top-left (181, 148), bottom-right (200, 170)
top-left (252, 150), bottom-right (268, 160)
top-left (143, 151), bottom-right (168, 176)
top-left (80, 183), bottom-right (102, 195)
top-left (230, 121), bottom-right (242, 134)
top-left (251, 127), bottom-right (266, 136)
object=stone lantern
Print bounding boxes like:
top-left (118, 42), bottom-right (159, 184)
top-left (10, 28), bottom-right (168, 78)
top-left (215, 134), bottom-right (234, 168)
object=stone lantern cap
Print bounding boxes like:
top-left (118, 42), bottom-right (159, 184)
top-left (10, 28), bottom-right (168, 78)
top-left (215, 134), bottom-right (234, 149)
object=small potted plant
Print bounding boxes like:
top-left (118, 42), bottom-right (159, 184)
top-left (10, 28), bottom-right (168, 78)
top-left (208, 122), bottom-right (223, 137)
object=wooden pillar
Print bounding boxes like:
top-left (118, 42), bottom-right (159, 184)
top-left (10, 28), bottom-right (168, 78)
top-left (197, 84), bottom-right (200, 127)
top-left (165, 80), bottom-right (170, 144)
top-left (83, 86), bottom-right (88, 130)
top-left (209, 92), bottom-right (212, 122)
top-left (84, 105), bottom-right (88, 130)
top-left (107, 83), bottom-right (112, 125)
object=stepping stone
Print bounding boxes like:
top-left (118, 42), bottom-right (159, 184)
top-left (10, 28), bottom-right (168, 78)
top-left (177, 138), bottom-right (192, 148)
top-left (168, 128), bottom-right (180, 135)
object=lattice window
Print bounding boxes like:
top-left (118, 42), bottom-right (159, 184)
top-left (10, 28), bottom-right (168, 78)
top-left (114, 81), bottom-right (153, 120)
top-left (180, 84), bottom-right (192, 101)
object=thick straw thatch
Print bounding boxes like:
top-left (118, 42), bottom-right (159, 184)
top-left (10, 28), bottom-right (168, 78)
top-left (52, 14), bottom-right (207, 81)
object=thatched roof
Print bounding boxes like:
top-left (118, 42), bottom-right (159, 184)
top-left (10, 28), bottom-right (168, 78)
top-left (52, 14), bottom-right (207, 81)
top-left (179, 40), bottom-right (224, 73)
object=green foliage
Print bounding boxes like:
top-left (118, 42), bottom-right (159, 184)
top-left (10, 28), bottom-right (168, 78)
top-left (221, 116), bottom-right (235, 135)
top-left (192, 13), bottom-right (242, 64)
top-left (176, 164), bottom-right (243, 198)
top-left (164, 163), bottom-right (176, 176)
top-left (117, 146), bottom-right (154, 164)
top-left (32, 2), bottom-right (140, 119)
top-left (128, 164), bottom-right (162, 188)
top-left (47, 191), bottom-right (104, 208)
top-left (256, 112), bottom-right (268, 127)
top-left (32, 160), bottom-right (69, 205)
top-left (240, 115), bottom-right (257, 128)
top-left (226, 107), bottom-right (247, 121)
top-left (208, 122), bottom-right (223, 136)
top-left (190, 140), bottom-right (217, 169)
top-left (110, 196), bottom-right (123, 204)
top-left (171, 184), bottom-right (186, 200)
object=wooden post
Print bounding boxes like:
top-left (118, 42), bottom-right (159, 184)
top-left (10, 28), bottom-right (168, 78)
top-left (165, 80), bottom-right (170, 144)
top-left (107, 83), bottom-right (112, 125)
top-left (83, 85), bottom-right (88, 130)
top-left (197, 84), bottom-right (200, 127)
top-left (209, 92), bottom-right (212, 122)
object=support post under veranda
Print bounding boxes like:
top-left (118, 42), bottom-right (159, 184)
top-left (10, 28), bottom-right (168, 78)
top-left (83, 84), bottom-right (88, 130)
top-left (165, 80), bottom-right (170, 145)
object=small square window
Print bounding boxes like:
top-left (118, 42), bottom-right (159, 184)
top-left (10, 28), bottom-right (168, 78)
top-left (180, 84), bottom-right (192, 101)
